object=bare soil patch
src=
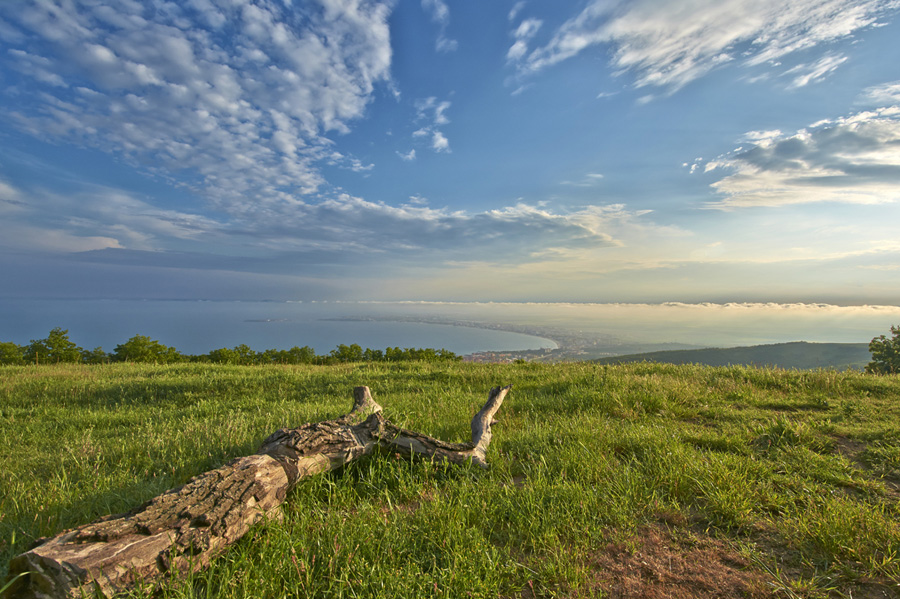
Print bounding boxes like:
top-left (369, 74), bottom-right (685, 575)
top-left (832, 435), bottom-right (900, 499)
top-left (586, 525), bottom-right (772, 599)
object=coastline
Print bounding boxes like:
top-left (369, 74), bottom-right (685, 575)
top-left (319, 316), bottom-right (696, 362)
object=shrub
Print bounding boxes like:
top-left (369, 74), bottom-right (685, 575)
top-left (866, 325), bottom-right (900, 374)
top-left (113, 335), bottom-right (183, 363)
top-left (0, 341), bottom-right (25, 365)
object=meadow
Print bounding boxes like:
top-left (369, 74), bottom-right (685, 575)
top-left (1, 361), bottom-right (899, 598)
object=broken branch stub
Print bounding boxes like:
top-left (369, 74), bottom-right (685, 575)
top-left (4, 385), bottom-right (511, 599)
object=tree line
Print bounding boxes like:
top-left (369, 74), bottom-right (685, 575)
top-left (4, 325), bottom-right (899, 372)
top-left (0, 327), bottom-right (462, 366)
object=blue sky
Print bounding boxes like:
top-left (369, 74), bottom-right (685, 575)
top-left (1, 0), bottom-right (899, 304)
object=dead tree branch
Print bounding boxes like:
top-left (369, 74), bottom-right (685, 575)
top-left (4, 385), bottom-right (511, 599)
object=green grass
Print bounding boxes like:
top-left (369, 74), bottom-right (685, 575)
top-left (1, 361), bottom-right (899, 598)
top-left (592, 341), bottom-right (872, 371)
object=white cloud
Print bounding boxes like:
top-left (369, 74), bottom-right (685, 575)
top-left (421, 0), bottom-right (457, 53)
top-left (515, 17), bottom-right (543, 40)
top-left (860, 80), bottom-right (900, 105)
top-left (561, 172), bottom-right (605, 187)
top-left (7, 49), bottom-right (68, 87)
top-left (415, 97), bottom-right (451, 124)
top-left (0, 0), bottom-right (394, 216)
top-left (421, 0), bottom-right (449, 24)
top-left (0, 170), bottom-right (656, 269)
top-left (433, 103), bottom-right (451, 125)
top-left (0, 226), bottom-right (124, 253)
top-left (509, 2), bottom-right (527, 22)
top-left (0, 179), bottom-right (26, 215)
top-left (703, 106), bottom-right (900, 208)
top-left (507, 18), bottom-right (543, 63)
top-left (0, 178), bottom-right (223, 254)
top-left (435, 36), bottom-right (458, 53)
top-left (412, 96), bottom-right (452, 153)
top-left (432, 131), bottom-right (450, 153)
top-left (349, 159), bottom-right (375, 173)
top-left (518, 0), bottom-right (893, 92)
top-left (784, 53), bottom-right (847, 88)
top-left (507, 40), bottom-right (528, 62)
top-left (234, 195), bottom-right (634, 263)
top-left (397, 149), bottom-right (417, 161)
top-left (741, 130), bottom-right (783, 142)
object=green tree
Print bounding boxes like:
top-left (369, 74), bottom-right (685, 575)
top-left (362, 348), bottom-right (384, 361)
top-left (113, 335), bottom-right (182, 363)
top-left (257, 346), bottom-right (319, 364)
top-left (287, 345), bottom-right (318, 364)
top-left (24, 328), bottom-right (83, 364)
top-left (207, 347), bottom-right (237, 364)
top-left (232, 344), bottom-right (257, 365)
top-left (0, 341), bottom-right (25, 365)
top-left (258, 348), bottom-right (288, 364)
top-left (206, 345), bottom-right (257, 365)
top-left (384, 346), bottom-right (404, 362)
top-left (867, 325), bottom-right (900, 374)
top-left (329, 343), bottom-right (364, 362)
top-left (82, 347), bottom-right (110, 364)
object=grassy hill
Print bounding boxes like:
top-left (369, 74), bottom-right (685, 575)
top-left (2, 362), bottom-right (899, 598)
top-left (594, 341), bottom-right (872, 371)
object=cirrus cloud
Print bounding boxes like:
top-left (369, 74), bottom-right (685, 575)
top-left (513, 0), bottom-right (894, 92)
top-left (860, 80), bottom-right (900, 105)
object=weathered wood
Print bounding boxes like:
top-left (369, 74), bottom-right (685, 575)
top-left (3, 385), bottom-right (510, 599)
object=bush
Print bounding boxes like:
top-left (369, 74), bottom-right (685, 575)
top-left (82, 347), bottom-right (110, 364)
top-left (206, 344), bottom-right (257, 365)
top-left (0, 341), bottom-right (25, 365)
top-left (113, 335), bottom-right (183, 363)
top-left (867, 325), bottom-right (900, 374)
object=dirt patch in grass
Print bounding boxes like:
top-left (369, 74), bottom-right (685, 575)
top-left (586, 525), bottom-right (772, 599)
top-left (832, 435), bottom-right (868, 465)
top-left (832, 435), bottom-right (900, 499)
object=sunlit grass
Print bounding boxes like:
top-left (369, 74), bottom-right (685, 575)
top-left (1, 361), bottom-right (899, 597)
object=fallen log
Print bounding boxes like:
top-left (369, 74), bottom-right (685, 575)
top-left (4, 385), bottom-right (510, 599)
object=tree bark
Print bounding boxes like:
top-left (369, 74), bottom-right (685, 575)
top-left (3, 385), bottom-right (510, 599)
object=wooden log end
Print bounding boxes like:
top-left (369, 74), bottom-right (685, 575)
top-left (348, 386), bottom-right (382, 420)
top-left (470, 385), bottom-right (512, 451)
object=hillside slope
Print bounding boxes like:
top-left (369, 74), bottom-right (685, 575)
top-left (593, 341), bottom-right (871, 370)
top-left (3, 362), bottom-right (899, 598)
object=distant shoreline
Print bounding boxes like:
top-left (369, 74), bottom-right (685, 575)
top-left (317, 316), bottom-right (681, 362)
top-left (320, 317), bottom-right (874, 368)
top-left (319, 316), bottom-right (562, 351)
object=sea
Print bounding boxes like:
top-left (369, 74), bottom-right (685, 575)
top-left (0, 299), bottom-right (558, 356)
top-left (2, 299), bottom-right (899, 356)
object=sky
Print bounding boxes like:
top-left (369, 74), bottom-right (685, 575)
top-left (1, 0), bottom-right (900, 305)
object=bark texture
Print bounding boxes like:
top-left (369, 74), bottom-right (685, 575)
top-left (4, 385), bottom-right (510, 599)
